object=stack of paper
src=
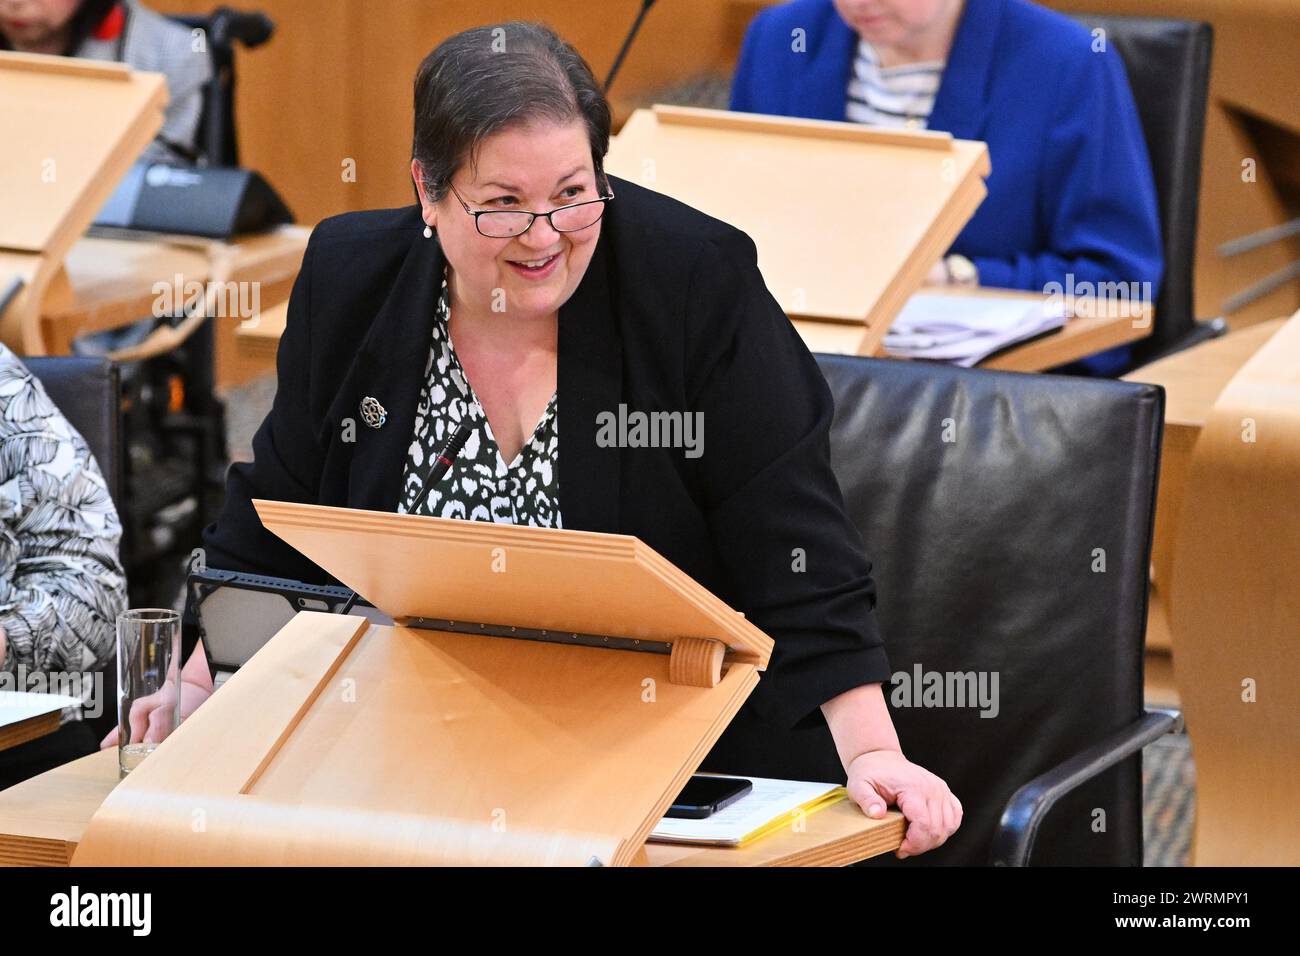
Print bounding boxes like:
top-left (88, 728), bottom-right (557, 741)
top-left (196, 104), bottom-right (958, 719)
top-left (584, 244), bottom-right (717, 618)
top-left (649, 774), bottom-right (846, 847)
top-left (884, 292), bottom-right (1067, 366)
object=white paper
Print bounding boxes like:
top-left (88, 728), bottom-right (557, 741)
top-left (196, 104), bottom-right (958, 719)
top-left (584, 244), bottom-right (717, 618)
top-left (884, 292), bottom-right (1067, 366)
top-left (0, 690), bottom-right (82, 729)
top-left (649, 774), bottom-right (843, 846)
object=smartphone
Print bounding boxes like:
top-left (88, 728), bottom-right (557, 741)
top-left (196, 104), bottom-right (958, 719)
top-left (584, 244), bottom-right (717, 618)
top-left (665, 775), bottom-right (753, 819)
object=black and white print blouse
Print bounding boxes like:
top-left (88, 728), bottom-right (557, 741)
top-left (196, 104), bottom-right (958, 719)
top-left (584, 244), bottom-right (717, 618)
top-left (397, 273), bottom-right (562, 527)
top-left (0, 344), bottom-right (127, 722)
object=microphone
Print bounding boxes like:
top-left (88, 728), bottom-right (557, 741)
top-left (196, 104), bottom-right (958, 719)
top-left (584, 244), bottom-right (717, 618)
top-left (337, 420), bottom-right (473, 616)
top-left (408, 421), bottom-right (473, 517)
top-left (603, 0), bottom-right (658, 94)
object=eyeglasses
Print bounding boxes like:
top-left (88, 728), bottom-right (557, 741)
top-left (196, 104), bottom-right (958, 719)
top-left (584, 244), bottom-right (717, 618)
top-left (448, 181), bottom-right (614, 239)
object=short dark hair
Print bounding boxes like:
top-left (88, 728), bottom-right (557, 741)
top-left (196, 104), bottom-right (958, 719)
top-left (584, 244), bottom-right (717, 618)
top-left (412, 21), bottom-right (612, 203)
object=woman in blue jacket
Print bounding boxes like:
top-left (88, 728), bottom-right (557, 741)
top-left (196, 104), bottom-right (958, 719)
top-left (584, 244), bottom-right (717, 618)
top-left (731, 0), bottom-right (1164, 375)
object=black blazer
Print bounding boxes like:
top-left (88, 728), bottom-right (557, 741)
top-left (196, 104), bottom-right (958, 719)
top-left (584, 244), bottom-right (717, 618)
top-left (204, 176), bottom-right (891, 780)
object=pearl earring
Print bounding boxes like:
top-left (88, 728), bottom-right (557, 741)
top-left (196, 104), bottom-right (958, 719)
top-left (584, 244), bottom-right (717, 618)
top-left (423, 224), bottom-right (433, 239)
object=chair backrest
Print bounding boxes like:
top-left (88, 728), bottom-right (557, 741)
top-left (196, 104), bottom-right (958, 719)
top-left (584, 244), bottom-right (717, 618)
top-left (169, 7), bottom-right (276, 166)
top-left (815, 353), bottom-right (1163, 865)
top-left (23, 356), bottom-right (122, 741)
top-left (1070, 14), bottom-right (1213, 363)
top-left (23, 356), bottom-right (122, 508)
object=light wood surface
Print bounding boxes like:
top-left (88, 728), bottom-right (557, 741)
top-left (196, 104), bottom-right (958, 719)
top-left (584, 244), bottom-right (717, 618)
top-left (1, 747), bottom-right (905, 867)
top-left (0, 51), bottom-right (164, 354)
top-left (253, 500), bottom-right (774, 671)
top-left (640, 799), bottom-right (906, 867)
top-left (234, 298), bottom-right (289, 361)
top-left (0, 749), bottom-right (120, 866)
top-left (71, 506), bottom-right (781, 866)
top-left (1124, 316), bottom-right (1287, 656)
top-left (70, 609), bottom-right (763, 866)
top-left (1166, 311), bottom-right (1300, 865)
top-left (605, 105), bottom-right (990, 354)
top-left (24, 227), bottom-right (307, 392)
top-left (0, 52), bottom-right (162, 255)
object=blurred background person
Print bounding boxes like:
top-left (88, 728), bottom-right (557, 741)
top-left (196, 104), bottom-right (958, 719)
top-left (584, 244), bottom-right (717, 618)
top-left (0, 0), bottom-right (212, 163)
top-left (731, 0), bottom-right (1164, 375)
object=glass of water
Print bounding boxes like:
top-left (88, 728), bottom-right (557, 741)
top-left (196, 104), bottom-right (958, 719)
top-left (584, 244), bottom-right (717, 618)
top-left (117, 608), bottom-right (182, 777)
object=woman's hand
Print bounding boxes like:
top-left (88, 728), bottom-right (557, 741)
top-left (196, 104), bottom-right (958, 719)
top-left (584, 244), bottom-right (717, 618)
top-left (100, 642), bottom-right (217, 749)
top-left (847, 749), bottom-right (962, 858)
top-left (98, 677), bottom-right (213, 749)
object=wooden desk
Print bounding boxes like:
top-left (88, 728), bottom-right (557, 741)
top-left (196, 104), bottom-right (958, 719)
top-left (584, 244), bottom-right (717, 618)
top-left (0, 749), bottom-right (904, 867)
top-left (34, 226), bottom-right (309, 387)
top-left (233, 298), bottom-right (288, 361)
top-left (233, 284), bottom-right (1150, 377)
top-left (797, 286), bottom-right (1153, 371)
top-left (0, 712), bottom-right (61, 754)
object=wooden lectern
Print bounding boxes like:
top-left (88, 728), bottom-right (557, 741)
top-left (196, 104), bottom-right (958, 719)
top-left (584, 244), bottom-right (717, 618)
top-left (0, 52), bottom-right (165, 354)
top-left (72, 501), bottom-right (801, 866)
top-left (604, 105), bottom-right (991, 357)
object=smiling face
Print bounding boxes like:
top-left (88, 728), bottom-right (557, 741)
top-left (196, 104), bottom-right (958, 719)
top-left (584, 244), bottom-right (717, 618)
top-left (414, 119), bottom-right (604, 323)
top-left (0, 0), bottom-right (80, 53)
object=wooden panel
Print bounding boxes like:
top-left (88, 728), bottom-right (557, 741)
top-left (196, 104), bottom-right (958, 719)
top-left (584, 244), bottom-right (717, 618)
top-left (1168, 310), bottom-right (1300, 865)
top-left (606, 105), bottom-right (989, 350)
top-left (0, 52), bottom-right (164, 353)
top-left (1124, 316), bottom-right (1287, 656)
top-left (147, 1), bottom-right (739, 225)
top-left (254, 500), bottom-right (774, 667)
top-left (0, 52), bottom-right (164, 253)
top-left (0, 749), bottom-right (119, 867)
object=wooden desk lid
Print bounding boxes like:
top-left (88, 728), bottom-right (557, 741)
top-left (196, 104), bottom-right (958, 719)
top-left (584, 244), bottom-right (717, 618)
top-left (253, 499), bottom-right (773, 668)
top-left (72, 503), bottom-right (779, 866)
top-left (0, 52), bottom-right (165, 255)
top-left (605, 105), bottom-right (991, 355)
top-left (0, 51), bottom-right (164, 353)
top-left (73, 611), bottom-right (763, 866)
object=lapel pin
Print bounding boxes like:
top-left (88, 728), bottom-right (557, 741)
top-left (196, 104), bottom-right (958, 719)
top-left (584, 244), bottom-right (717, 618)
top-left (360, 396), bottom-right (388, 429)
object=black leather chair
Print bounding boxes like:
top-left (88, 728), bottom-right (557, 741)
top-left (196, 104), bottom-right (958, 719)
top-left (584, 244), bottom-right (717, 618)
top-left (23, 356), bottom-right (123, 744)
top-left (815, 353), bottom-right (1178, 865)
top-left (1069, 15), bottom-right (1225, 369)
top-left (25, 357), bottom-right (122, 508)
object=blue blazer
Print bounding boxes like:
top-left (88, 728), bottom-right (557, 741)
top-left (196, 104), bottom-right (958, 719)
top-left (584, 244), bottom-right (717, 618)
top-left (731, 0), bottom-right (1164, 373)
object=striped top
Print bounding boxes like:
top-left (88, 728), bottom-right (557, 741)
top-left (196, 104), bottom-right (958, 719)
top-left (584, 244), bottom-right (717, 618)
top-left (845, 40), bottom-right (945, 130)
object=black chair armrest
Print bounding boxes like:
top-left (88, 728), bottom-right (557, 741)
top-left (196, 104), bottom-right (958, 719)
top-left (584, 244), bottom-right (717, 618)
top-left (989, 706), bottom-right (1183, 866)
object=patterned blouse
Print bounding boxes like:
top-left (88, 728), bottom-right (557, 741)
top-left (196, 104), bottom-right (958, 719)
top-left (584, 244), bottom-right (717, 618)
top-left (397, 273), bottom-right (562, 527)
top-left (0, 345), bottom-right (127, 722)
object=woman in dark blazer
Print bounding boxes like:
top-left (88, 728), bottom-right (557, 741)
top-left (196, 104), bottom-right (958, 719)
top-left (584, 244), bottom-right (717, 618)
top-left (190, 21), bottom-right (959, 858)
top-left (732, 0), bottom-right (1164, 376)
